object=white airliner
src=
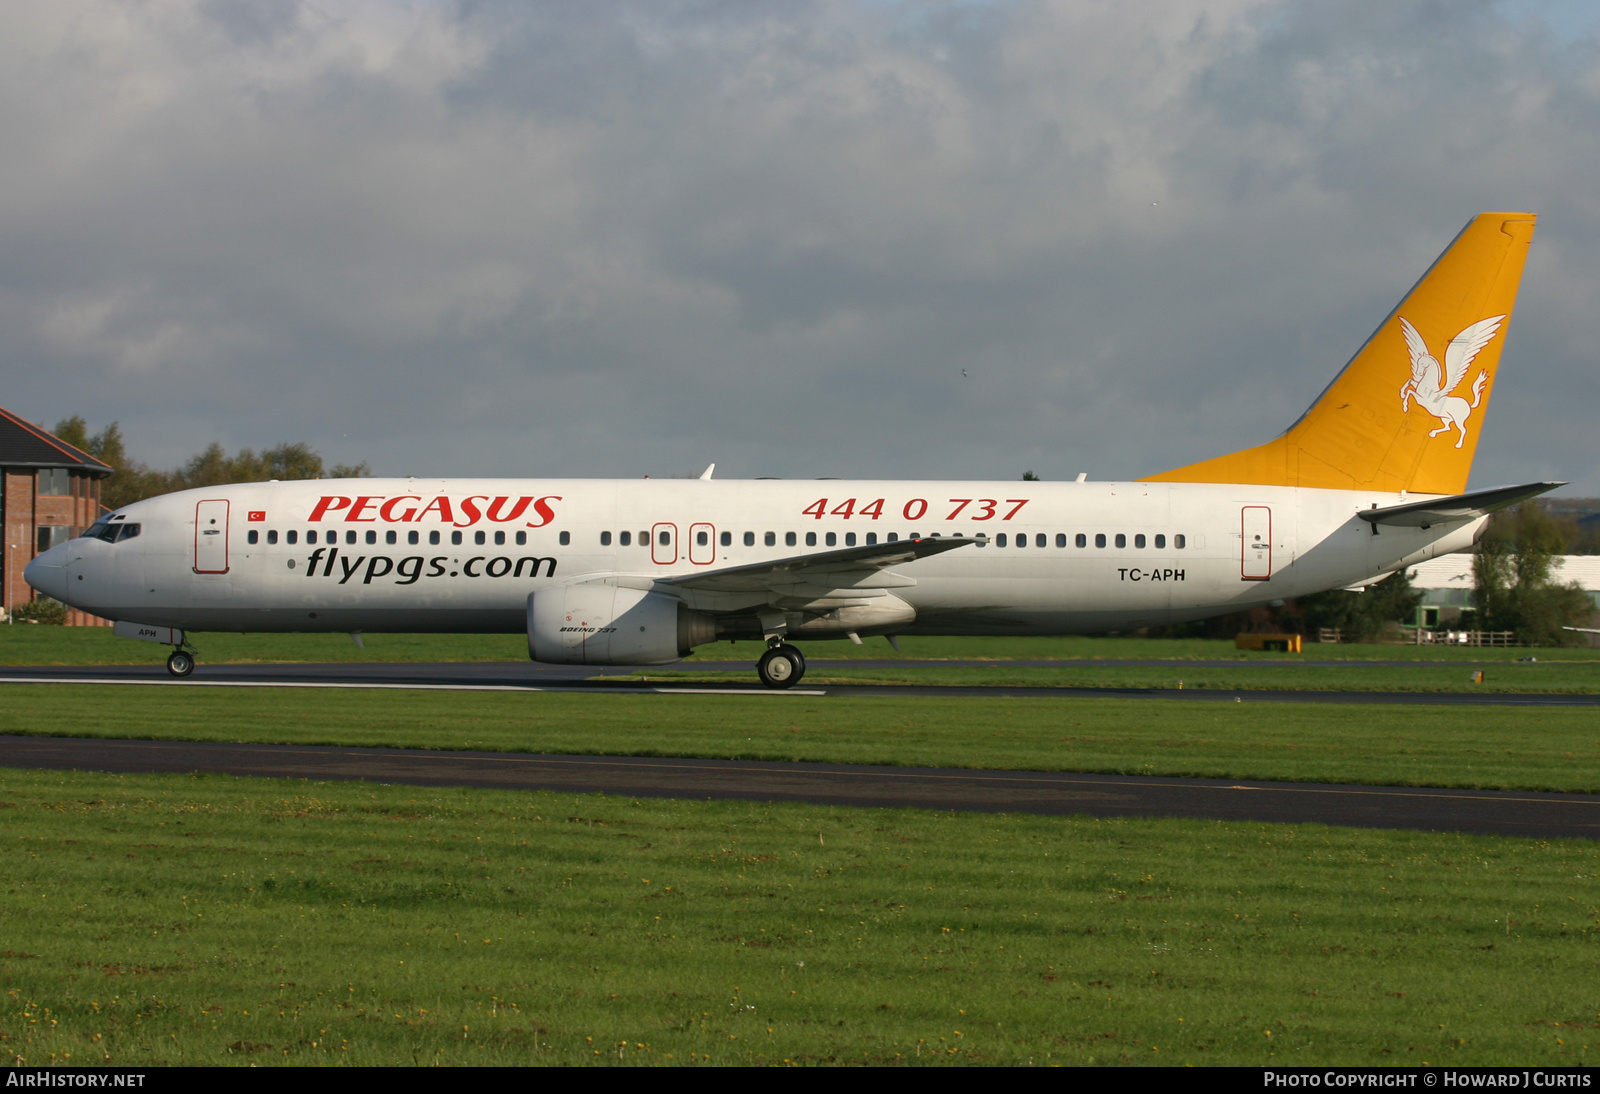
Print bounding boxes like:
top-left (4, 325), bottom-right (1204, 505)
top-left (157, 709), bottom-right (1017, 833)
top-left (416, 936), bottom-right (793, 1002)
top-left (26, 213), bottom-right (1559, 687)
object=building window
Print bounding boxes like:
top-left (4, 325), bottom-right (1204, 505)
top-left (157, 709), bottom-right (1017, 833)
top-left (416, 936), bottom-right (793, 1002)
top-left (37, 469), bottom-right (71, 496)
top-left (36, 526), bottom-right (71, 552)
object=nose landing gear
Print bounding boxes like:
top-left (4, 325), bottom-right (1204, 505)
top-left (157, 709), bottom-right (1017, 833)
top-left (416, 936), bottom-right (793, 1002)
top-left (756, 642), bottom-right (806, 689)
top-left (166, 646), bottom-right (197, 678)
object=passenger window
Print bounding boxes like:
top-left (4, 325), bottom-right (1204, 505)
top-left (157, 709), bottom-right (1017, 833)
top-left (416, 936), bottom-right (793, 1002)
top-left (516, 531), bottom-right (527, 546)
top-left (887, 533), bottom-right (898, 542)
top-left (720, 531), bottom-right (731, 547)
top-left (825, 532), bottom-right (836, 546)
top-left (408, 531), bottom-right (419, 545)
top-left (744, 532), bottom-right (755, 547)
top-left (386, 530), bottom-right (398, 545)
top-left (1076, 533), bottom-right (1086, 548)
top-left (805, 532), bottom-right (816, 547)
top-left (845, 532), bottom-right (855, 546)
top-left (1056, 533), bottom-right (1066, 547)
top-left (698, 531), bottom-right (708, 546)
top-left (347, 530), bottom-right (358, 545)
top-left (908, 532), bottom-right (920, 540)
top-left (268, 530), bottom-right (279, 545)
top-left (307, 530), bottom-right (318, 545)
top-left (601, 531), bottom-right (612, 546)
top-left (287, 530), bottom-right (297, 545)
top-left (865, 533), bottom-right (877, 545)
top-left (364, 530), bottom-right (376, 545)
top-left (765, 532), bottom-right (775, 546)
top-left (620, 531), bottom-right (631, 546)
top-left (1095, 533), bottom-right (1106, 548)
top-left (429, 530), bottom-right (441, 546)
top-left (997, 533), bottom-right (1008, 547)
top-left (659, 530), bottom-right (670, 546)
top-left (1175, 534), bottom-right (1186, 549)
top-left (494, 530), bottom-right (505, 546)
top-left (1115, 533), bottom-right (1126, 548)
top-left (639, 531), bottom-right (648, 545)
top-left (560, 531), bottom-right (571, 546)
top-left (786, 532), bottom-right (797, 547)
top-left (248, 530), bottom-right (259, 545)
top-left (1036, 534), bottom-right (1046, 548)
top-left (451, 531), bottom-right (463, 546)
top-left (474, 531), bottom-right (486, 546)
top-left (1155, 534), bottom-right (1165, 548)
top-left (1134, 534), bottom-right (1145, 549)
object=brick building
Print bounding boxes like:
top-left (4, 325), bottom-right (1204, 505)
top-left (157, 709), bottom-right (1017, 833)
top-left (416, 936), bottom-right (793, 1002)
top-left (1, 406), bottom-right (114, 625)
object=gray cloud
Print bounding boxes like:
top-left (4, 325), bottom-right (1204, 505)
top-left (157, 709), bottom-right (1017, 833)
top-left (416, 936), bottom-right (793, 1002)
top-left (2, 0), bottom-right (1597, 492)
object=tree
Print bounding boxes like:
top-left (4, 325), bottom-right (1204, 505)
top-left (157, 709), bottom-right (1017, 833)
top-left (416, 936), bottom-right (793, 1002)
top-left (1021, 471), bottom-right (1040, 481)
top-left (1472, 502), bottom-right (1592, 646)
top-left (1298, 570), bottom-right (1423, 643)
top-left (52, 417), bottom-right (369, 509)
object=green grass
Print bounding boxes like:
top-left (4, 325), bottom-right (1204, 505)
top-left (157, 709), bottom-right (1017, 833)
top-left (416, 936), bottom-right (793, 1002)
top-left (3, 627), bottom-right (1594, 667)
top-left (2, 768), bottom-right (1597, 1067)
top-left (6, 685), bottom-right (1600, 793)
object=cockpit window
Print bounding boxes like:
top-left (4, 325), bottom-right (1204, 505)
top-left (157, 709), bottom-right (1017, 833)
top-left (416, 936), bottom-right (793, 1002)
top-left (80, 519), bottom-right (139, 544)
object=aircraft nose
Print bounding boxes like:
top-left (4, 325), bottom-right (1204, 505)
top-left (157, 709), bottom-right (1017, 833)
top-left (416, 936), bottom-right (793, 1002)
top-left (23, 543), bottom-right (71, 601)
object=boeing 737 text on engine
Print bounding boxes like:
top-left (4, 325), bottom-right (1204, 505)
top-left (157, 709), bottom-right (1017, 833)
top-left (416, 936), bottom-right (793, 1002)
top-left (27, 213), bottom-right (1561, 687)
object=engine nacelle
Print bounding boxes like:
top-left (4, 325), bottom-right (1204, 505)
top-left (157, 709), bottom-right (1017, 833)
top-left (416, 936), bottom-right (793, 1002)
top-left (528, 585), bottom-right (714, 665)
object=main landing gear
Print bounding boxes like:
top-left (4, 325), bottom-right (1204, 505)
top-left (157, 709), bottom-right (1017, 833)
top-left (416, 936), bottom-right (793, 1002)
top-left (757, 641), bottom-right (806, 689)
top-left (166, 646), bottom-right (197, 678)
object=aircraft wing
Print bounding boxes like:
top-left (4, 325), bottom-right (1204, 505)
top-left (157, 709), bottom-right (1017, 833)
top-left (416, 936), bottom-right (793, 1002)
top-left (659, 536), bottom-right (975, 594)
top-left (1358, 481), bottom-right (1565, 528)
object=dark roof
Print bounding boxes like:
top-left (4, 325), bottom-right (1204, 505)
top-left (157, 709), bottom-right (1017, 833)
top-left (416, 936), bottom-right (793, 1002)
top-left (0, 406), bottom-right (114, 476)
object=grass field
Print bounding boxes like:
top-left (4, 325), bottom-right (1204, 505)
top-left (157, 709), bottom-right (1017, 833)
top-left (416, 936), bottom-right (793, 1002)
top-left (2, 767), bottom-right (1596, 1067)
top-left (3, 627), bottom-right (1596, 668)
top-left (5, 684), bottom-right (1600, 793)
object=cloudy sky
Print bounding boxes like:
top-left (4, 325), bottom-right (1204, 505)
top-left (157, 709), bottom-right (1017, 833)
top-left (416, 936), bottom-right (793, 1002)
top-left (4, 0), bottom-right (1598, 493)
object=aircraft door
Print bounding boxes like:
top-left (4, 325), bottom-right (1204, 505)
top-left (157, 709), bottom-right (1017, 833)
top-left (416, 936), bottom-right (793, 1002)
top-left (651, 522), bottom-right (678, 565)
top-left (194, 500), bottom-right (231, 574)
top-left (1241, 506), bottom-right (1271, 580)
top-left (689, 522), bottom-right (715, 565)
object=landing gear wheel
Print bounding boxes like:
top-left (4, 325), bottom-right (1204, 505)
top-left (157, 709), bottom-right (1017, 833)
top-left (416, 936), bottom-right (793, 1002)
top-left (166, 650), bottom-right (195, 678)
top-left (757, 645), bottom-right (804, 689)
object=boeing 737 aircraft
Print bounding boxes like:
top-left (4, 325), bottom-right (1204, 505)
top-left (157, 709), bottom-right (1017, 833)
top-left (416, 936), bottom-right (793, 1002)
top-left (26, 213), bottom-right (1559, 687)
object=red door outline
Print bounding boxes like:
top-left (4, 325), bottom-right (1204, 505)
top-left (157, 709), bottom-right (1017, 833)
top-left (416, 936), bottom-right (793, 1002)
top-left (689, 523), bottom-right (715, 565)
top-left (1241, 506), bottom-right (1271, 581)
top-left (651, 522), bottom-right (678, 565)
top-left (194, 499), bottom-right (230, 574)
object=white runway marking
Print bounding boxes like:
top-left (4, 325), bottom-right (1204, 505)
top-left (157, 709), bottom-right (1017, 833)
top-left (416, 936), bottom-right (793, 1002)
top-left (0, 676), bottom-right (825, 696)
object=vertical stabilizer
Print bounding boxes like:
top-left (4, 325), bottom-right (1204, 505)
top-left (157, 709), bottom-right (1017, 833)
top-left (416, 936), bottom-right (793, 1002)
top-left (1142, 213), bottom-right (1535, 495)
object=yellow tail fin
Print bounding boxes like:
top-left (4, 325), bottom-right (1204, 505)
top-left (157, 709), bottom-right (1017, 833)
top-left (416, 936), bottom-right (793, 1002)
top-left (1143, 212), bottom-right (1535, 495)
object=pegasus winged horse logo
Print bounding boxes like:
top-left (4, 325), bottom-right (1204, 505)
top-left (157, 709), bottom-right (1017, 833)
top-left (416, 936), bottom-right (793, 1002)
top-left (1397, 315), bottom-right (1504, 449)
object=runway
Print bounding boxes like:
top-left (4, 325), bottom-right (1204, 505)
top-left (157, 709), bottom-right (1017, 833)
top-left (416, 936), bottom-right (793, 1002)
top-left (2, 659), bottom-right (1598, 706)
top-left (2, 734), bottom-right (1596, 841)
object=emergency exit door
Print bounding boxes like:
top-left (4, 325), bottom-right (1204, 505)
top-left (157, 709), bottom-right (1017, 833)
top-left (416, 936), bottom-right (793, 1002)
top-left (194, 499), bottom-right (230, 574)
top-left (1241, 506), bottom-right (1271, 580)
top-left (651, 522), bottom-right (678, 565)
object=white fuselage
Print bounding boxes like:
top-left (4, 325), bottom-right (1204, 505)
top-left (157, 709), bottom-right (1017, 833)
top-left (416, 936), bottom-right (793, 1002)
top-left (33, 477), bottom-right (1481, 641)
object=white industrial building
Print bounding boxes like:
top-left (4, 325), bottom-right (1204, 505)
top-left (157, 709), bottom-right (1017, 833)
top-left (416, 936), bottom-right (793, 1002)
top-left (1403, 553), bottom-right (1600, 644)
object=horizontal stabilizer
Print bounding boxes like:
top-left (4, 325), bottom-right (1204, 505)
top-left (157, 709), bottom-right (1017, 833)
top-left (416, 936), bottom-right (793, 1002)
top-left (1357, 481), bottom-right (1564, 528)
top-left (662, 536), bottom-right (973, 594)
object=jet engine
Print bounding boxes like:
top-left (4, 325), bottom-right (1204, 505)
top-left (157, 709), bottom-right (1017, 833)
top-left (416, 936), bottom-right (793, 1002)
top-left (528, 585), bottom-right (715, 665)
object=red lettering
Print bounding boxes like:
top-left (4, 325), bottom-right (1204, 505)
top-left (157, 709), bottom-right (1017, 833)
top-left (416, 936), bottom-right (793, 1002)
top-left (946, 499), bottom-right (972, 519)
top-left (858, 498), bottom-right (884, 520)
top-left (830, 498), bottom-right (856, 519)
top-left (1003, 499), bottom-right (1030, 520)
top-left (347, 496), bottom-right (382, 521)
top-left (416, 496), bottom-right (454, 524)
top-left (524, 495), bottom-right (562, 528)
top-left (486, 496), bottom-right (533, 523)
top-left (455, 496), bottom-right (489, 527)
top-left (379, 496), bottom-right (422, 522)
top-left (802, 499), bottom-right (827, 520)
top-left (903, 498), bottom-right (928, 520)
top-left (971, 499), bottom-right (997, 520)
top-left (308, 496), bottom-right (351, 522)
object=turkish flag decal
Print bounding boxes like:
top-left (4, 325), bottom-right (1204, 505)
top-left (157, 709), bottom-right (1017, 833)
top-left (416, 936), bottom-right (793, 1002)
top-left (247, 511), bottom-right (266, 522)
